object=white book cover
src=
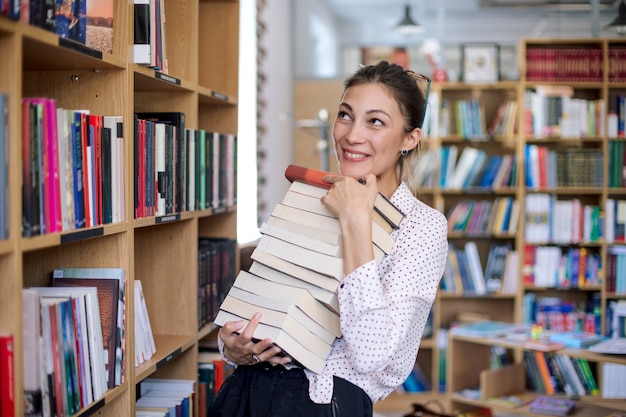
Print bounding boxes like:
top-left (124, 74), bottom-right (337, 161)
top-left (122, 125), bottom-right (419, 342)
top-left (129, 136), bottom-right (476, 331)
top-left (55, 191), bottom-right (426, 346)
top-left (259, 220), bottom-right (341, 257)
top-left (448, 147), bottom-right (481, 190)
top-left (133, 0), bottom-right (151, 65)
top-left (248, 260), bottom-right (339, 313)
top-left (255, 234), bottom-right (343, 280)
top-left (464, 241), bottom-right (486, 295)
top-left (217, 290), bottom-right (336, 346)
top-left (233, 270), bottom-right (339, 336)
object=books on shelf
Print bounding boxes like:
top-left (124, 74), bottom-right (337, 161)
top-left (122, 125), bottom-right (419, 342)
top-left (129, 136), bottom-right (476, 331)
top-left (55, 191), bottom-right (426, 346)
top-left (132, 0), bottom-right (168, 72)
top-left (450, 321), bottom-right (525, 338)
top-left (548, 331), bottom-right (605, 348)
top-left (198, 237), bottom-right (237, 327)
top-left (528, 395), bottom-right (575, 416)
top-left (52, 267), bottom-right (126, 389)
top-left (133, 280), bottom-right (156, 366)
top-left (26, 285), bottom-right (108, 415)
top-left (137, 378), bottom-right (195, 417)
top-left (601, 362), bottom-right (626, 398)
top-left (20, 99), bottom-right (125, 236)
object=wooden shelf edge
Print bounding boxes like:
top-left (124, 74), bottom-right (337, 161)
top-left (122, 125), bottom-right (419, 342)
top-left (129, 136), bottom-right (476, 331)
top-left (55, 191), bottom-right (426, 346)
top-left (20, 223), bottom-right (128, 252)
top-left (72, 382), bottom-right (128, 417)
top-left (134, 333), bottom-right (197, 383)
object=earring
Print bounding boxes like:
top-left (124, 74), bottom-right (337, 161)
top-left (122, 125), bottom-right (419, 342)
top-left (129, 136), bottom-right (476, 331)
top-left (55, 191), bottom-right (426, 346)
top-left (401, 148), bottom-right (408, 156)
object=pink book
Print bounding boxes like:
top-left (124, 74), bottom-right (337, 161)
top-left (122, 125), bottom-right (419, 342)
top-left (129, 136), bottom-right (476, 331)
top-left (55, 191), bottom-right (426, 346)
top-left (46, 98), bottom-right (62, 233)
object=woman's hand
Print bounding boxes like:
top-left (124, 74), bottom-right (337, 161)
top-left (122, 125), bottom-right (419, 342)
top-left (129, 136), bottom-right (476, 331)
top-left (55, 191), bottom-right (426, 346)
top-left (321, 173), bottom-right (378, 273)
top-left (320, 173), bottom-right (378, 222)
top-left (218, 313), bottom-right (291, 366)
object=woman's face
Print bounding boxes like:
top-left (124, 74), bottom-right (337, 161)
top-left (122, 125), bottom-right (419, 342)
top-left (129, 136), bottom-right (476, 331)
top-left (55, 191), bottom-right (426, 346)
top-left (332, 82), bottom-right (414, 195)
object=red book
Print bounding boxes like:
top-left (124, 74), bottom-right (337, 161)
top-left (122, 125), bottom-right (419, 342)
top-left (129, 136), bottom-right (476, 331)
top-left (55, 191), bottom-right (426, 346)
top-left (523, 244), bottom-right (536, 286)
top-left (284, 164), bottom-right (404, 229)
top-left (0, 334), bottom-right (14, 417)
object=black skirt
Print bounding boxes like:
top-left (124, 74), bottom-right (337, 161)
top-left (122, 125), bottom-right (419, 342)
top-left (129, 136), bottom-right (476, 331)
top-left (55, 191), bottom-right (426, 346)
top-left (208, 362), bottom-right (372, 417)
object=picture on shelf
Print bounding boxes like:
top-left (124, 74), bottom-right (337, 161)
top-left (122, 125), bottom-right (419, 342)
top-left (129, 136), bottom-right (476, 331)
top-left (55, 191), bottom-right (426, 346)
top-left (461, 43), bottom-right (500, 83)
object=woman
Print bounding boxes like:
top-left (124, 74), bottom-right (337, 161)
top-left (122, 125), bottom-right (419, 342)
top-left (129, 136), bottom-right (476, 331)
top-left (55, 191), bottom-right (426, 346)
top-left (210, 61), bottom-right (448, 416)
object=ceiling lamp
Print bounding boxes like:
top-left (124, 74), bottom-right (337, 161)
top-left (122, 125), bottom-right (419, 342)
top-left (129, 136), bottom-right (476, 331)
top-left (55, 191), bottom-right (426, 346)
top-left (394, 4), bottom-right (424, 36)
top-left (606, 0), bottom-right (626, 35)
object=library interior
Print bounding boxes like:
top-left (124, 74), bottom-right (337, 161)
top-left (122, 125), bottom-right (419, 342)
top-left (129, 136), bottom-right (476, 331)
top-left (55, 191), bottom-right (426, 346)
top-left (2, 0), bottom-right (626, 417)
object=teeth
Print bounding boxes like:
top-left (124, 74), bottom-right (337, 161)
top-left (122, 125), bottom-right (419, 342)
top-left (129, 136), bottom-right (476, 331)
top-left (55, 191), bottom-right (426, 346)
top-left (345, 151), bottom-right (366, 159)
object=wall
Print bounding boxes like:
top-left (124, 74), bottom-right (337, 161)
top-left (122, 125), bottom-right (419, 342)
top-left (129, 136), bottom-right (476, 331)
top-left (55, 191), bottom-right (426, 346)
top-left (256, 0), bottom-right (296, 225)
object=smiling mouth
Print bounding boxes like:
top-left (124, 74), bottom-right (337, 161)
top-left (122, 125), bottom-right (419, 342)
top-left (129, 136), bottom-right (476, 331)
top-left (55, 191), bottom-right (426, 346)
top-left (343, 150), bottom-right (368, 160)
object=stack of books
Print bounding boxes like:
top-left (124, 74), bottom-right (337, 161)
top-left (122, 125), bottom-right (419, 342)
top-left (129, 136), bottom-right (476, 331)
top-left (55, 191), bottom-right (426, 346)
top-left (214, 165), bottom-right (404, 373)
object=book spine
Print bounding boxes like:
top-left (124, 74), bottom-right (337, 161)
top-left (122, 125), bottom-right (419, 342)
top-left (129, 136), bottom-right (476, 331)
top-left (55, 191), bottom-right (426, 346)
top-left (0, 334), bottom-right (14, 417)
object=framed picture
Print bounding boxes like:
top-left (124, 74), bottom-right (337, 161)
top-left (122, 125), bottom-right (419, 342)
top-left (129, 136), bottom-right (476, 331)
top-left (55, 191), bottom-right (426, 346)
top-left (461, 43), bottom-right (500, 83)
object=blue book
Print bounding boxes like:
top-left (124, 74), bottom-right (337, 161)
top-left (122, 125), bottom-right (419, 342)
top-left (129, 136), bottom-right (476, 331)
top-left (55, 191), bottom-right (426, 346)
top-left (548, 331), bottom-right (605, 348)
top-left (451, 320), bottom-right (524, 338)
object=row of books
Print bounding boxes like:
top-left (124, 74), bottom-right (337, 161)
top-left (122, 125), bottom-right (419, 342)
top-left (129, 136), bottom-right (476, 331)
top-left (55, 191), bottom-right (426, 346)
top-left (212, 165), bottom-right (403, 374)
top-left (606, 246), bottom-right (626, 295)
top-left (524, 193), bottom-right (603, 244)
top-left (523, 350), bottom-right (598, 397)
top-left (522, 293), bottom-right (602, 335)
top-left (0, 93), bottom-right (7, 240)
top-left (134, 280), bottom-right (156, 367)
top-left (399, 362), bottom-right (431, 394)
top-left (607, 300), bottom-right (626, 338)
top-left (447, 197), bottom-right (520, 237)
top-left (525, 87), bottom-right (605, 139)
top-left (525, 47), bottom-right (603, 83)
top-left (450, 98), bottom-right (487, 140)
top-left (134, 112), bottom-right (237, 219)
top-left (608, 140), bottom-right (626, 188)
top-left (197, 237), bottom-right (238, 330)
top-left (522, 245), bottom-right (602, 289)
top-left (524, 145), bottom-right (603, 189)
top-left (136, 378), bottom-right (195, 417)
top-left (133, 0), bottom-right (168, 73)
top-left (0, 1), bottom-right (114, 54)
top-left (21, 97), bottom-right (125, 237)
top-left (196, 349), bottom-right (234, 417)
top-left (442, 242), bottom-right (517, 296)
top-left (440, 146), bottom-right (517, 190)
top-left (488, 99), bottom-right (518, 138)
top-left (22, 267), bottom-right (126, 417)
top-left (609, 94), bottom-right (626, 138)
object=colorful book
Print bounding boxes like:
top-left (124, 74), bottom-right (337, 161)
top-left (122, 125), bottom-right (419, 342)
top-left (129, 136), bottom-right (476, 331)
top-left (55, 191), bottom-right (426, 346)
top-left (548, 331), bottom-right (605, 348)
top-left (529, 395), bottom-right (575, 416)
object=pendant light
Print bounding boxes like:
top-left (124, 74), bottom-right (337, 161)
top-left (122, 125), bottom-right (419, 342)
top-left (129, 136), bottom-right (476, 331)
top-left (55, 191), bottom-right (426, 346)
top-left (394, 4), bottom-right (424, 36)
top-left (606, 0), bottom-right (626, 35)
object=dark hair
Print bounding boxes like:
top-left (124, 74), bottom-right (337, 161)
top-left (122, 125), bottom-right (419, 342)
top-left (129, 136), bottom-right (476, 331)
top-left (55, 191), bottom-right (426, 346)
top-left (342, 61), bottom-right (427, 132)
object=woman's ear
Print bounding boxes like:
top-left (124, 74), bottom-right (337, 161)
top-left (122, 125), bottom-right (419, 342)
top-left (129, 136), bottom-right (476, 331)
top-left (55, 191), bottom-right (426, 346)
top-left (402, 127), bottom-right (421, 152)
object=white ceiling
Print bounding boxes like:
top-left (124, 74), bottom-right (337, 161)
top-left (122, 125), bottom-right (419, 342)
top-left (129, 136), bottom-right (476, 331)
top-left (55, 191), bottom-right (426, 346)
top-left (322, 0), bottom-right (622, 45)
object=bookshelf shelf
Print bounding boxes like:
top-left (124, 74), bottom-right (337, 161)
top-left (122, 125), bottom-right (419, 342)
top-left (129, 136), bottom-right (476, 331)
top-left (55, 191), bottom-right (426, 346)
top-left (0, 0), bottom-right (239, 415)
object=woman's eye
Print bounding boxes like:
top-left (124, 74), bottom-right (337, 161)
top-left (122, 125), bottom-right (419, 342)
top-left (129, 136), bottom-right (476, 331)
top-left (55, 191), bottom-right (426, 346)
top-left (370, 118), bottom-right (383, 126)
top-left (338, 111), bottom-right (350, 120)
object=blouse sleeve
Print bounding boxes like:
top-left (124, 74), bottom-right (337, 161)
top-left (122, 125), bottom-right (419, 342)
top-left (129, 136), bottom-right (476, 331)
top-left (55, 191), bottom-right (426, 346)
top-left (336, 207), bottom-right (448, 373)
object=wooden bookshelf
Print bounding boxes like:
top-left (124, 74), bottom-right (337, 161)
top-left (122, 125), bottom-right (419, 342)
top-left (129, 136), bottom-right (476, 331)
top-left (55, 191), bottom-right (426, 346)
top-left (436, 38), bottom-right (626, 413)
top-left (0, 0), bottom-right (239, 415)
top-left (351, 38), bottom-right (626, 412)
